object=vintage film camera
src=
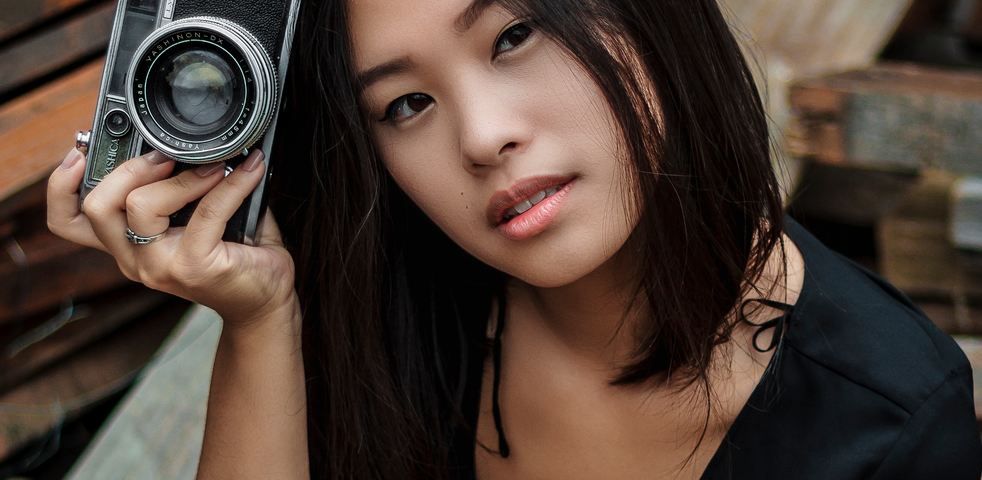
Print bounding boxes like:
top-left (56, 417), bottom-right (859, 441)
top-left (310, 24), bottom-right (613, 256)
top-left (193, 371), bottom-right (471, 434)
top-left (76, 0), bottom-right (301, 244)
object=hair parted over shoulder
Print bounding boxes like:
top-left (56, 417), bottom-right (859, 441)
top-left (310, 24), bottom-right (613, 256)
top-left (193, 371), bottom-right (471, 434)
top-left (269, 0), bottom-right (784, 477)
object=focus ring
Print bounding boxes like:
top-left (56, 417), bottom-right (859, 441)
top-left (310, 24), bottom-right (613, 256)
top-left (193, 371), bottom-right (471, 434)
top-left (125, 17), bottom-right (278, 163)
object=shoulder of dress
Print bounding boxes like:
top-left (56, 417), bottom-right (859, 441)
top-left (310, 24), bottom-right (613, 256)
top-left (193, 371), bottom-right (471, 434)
top-left (782, 218), bottom-right (971, 413)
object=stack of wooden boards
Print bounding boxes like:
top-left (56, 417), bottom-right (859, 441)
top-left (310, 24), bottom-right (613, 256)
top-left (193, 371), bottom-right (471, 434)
top-left (2, 0), bottom-right (982, 475)
top-left (785, 0), bottom-right (982, 417)
top-left (0, 0), bottom-right (188, 473)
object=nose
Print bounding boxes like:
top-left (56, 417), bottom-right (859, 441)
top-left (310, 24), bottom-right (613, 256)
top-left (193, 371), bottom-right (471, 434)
top-left (455, 80), bottom-right (533, 174)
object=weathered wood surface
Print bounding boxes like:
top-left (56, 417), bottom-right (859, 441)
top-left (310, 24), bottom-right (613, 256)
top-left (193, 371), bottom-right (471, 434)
top-left (0, 57), bottom-right (103, 202)
top-left (791, 161), bottom-right (918, 226)
top-left (968, 0), bottom-right (982, 44)
top-left (66, 305), bottom-right (221, 480)
top-left (876, 170), bottom-right (982, 297)
top-left (0, 206), bottom-right (132, 325)
top-left (0, 287), bottom-right (169, 393)
top-left (0, 0), bottom-right (93, 43)
top-left (790, 63), bottom-right (982, 173)
top-left (951, 176), bottom-right (982, 250)
top-left (720, 0), bottom-right (915, 78)
top-left (0, 297), bottom-right (184, 460)
top-left (0, 1), bottom-right (113, 96)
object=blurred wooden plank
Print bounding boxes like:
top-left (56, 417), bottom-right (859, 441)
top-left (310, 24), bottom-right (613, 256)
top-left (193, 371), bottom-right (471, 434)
top-left (66, 305), bottom-right (221, 480)
top-left (0, 180), bottom-right (45, 228)
top-left (790, 63), bottom-right (982, 173)
top-left (0, 0), bottom-right (94, 43)
top-left (877, 170), bottom-right (982, 297)
top-left (0, 1), bottom-right (113, 96)
top-left (0, 58), bottom-right (103, 203)
top-left (720, 0), bottom-right (915, 77)
top-left (791, 161), bottom-right (918, 226)
top-left (0, 224), bottom-right (132, 325)
top-left (0, 298), bottom-right (184, 461)
top-left (918, 300), bottom-right (982, 335)
top-left (967, 0), bottom-right (982, 44)
top-left (0, 287), bottom-right (170, 393)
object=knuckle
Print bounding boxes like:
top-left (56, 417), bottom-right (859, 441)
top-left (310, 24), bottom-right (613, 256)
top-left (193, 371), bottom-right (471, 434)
top-left (125, 191), bottom-right (150, 218)
top-left (193, 199), bottom-right (226, 223)
top-left (82, 195), bottom-right (112, 220)
top-left (170, 173), bottom-right (194, 192)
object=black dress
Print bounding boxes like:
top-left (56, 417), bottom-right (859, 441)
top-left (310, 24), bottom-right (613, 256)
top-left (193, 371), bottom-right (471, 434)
top-left (456, 218), bottom-right (982, 479)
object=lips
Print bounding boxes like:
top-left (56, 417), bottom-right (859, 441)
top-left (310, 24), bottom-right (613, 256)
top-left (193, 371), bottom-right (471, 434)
top-left (487, 175), bottom-right (574, 240)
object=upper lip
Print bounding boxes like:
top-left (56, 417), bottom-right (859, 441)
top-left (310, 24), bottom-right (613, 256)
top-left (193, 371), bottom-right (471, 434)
top-left (487, 175), bottom-right (574, 226)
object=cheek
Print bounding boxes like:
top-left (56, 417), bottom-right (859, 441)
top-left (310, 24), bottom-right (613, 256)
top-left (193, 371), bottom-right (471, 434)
top-left (381, 147), bottom-right (480, 243)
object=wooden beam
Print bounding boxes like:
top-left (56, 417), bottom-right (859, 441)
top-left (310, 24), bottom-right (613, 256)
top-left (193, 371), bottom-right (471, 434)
top-left (0, 287), bottom-right (172, 393)
top-left (0, 297), bottom-right (184, 461)
top-left (0, 1), bottom-right (113, 96)
top-left (0, 0), bottom-right (95, 43)
top-left (0, 58), bottom-right (103, 203)
top-left (790, 63), bottom-right (982, 173)
top-left (66, 305), bottom-right (221, 480)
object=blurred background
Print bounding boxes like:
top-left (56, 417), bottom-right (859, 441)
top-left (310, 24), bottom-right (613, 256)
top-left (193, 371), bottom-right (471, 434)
top-left (0, 0), bottom-right (981, 478)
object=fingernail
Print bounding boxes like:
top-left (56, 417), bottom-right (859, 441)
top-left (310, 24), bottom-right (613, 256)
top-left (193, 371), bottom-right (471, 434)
top-left (195, 162), bottom-right (225, 177)
top-left (144, 150), bottom-right (170, 164)
top-left (241, 150), bottom-right (265, 172)
top-left (61, 148), bottom-right (83, 170)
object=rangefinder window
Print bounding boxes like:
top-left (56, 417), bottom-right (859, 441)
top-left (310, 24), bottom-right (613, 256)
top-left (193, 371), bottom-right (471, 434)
top-left (127, 0), bottom-right (157, 15)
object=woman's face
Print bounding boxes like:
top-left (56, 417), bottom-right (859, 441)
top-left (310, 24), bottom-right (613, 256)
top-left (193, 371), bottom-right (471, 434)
top-left (350, 0), bottom-right (639, 288)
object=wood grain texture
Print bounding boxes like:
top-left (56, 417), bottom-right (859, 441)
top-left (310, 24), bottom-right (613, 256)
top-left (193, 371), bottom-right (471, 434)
top-left (0, 224), bottom-right (133, 326)
top-left (66, 305), bottom-right (221, 480)
top-left (0, 1), bottom-right (113, 95)
top-left (876, 170), bottom-right (982, 297)
top-left (0, 58), bottom-right (103, 203)
top-left (0, 287), bottom-right (170, 393)
top-left (0, 299), bottom-right (182, 461)
top-left (0, 0), bottom-right (95, 43)
top-left (790, 63), bottom-right (982, 173)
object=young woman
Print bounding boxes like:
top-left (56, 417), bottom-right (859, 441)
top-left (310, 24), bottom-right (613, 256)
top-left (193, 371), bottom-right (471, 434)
top-left (47, 0), bottom-right (981, 478)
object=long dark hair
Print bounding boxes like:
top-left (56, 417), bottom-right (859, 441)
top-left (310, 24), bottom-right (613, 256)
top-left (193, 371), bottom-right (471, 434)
top-left (269, 0), bottom-right (784, 477)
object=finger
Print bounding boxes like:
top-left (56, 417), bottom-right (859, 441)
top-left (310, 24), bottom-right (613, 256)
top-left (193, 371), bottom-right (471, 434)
top-left (47, 148), bottom-right (104, 250)
top-left (83, 151), bottom-right (174, 252)
top-left (126, 161), bottom-right (227, 239)
top-left (257, 209), bottom-right (284, 248)
top-left (182, 150), bottom-right (266, 258)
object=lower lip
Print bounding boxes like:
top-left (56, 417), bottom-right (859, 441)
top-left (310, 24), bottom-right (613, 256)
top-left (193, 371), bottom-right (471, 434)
top-left (497, 182), bottom-right (573, 241)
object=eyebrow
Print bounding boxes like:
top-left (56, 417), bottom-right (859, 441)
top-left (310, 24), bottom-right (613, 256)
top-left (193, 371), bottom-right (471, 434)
top-left (453, 0), bottom-right (498, 35)
top-left (357, 57), bottom-right (417, 92)
top-left (356, 0), bottom-right (499, 92)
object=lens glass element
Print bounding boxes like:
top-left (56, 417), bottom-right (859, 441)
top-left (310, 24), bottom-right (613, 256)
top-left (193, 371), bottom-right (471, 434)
top-left (153, 49), bottom-right (240, 136)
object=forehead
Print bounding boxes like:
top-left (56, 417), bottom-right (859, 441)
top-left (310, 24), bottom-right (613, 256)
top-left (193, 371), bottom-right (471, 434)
top-left (348, 0), bottom-right (487, 69)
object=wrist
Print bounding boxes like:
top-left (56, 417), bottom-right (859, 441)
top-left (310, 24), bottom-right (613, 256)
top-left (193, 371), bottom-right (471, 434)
top-left (217, 293), bottom-right (303, 345)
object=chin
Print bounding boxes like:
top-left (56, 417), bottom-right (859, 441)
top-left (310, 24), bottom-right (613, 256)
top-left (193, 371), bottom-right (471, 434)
top-left (497, 254), bottom-right (611, 289)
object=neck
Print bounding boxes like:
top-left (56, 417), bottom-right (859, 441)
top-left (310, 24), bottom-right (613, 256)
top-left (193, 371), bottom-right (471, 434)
top-left (507, 248), bottom-right (646, 368)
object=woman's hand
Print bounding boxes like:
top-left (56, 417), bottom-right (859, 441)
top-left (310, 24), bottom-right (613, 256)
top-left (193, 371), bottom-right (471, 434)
top-left (47, 147), bottom-right (299, 332)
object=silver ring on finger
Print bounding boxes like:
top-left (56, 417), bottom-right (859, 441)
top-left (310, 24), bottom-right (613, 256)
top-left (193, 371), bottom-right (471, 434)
top-left (125, 227), bottom-right (165, 245)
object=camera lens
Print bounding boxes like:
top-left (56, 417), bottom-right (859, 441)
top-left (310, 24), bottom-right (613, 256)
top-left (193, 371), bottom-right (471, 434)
top-left (127, 18), bottom-right (278, 163)
top-left (104, 109), bottom-right (131, 137)
top-left (154, 50), bottom-right (238, 136)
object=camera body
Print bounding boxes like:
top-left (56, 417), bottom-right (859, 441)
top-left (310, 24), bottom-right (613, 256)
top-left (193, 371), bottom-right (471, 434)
top-left (77, 0), bottom-right (301, 244)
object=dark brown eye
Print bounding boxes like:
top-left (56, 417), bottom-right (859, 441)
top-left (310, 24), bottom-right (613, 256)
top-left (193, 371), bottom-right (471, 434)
top-left (382, 93), bottom-right (433, 123)
top-left (494, 22), bottom-right (533, 57)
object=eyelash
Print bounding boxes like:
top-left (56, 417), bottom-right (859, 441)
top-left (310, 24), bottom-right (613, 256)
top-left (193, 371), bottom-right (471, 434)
top-left (378, 20), bottom-right (536, 124)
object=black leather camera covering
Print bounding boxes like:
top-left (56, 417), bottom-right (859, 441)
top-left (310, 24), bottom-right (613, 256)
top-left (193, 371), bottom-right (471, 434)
top-left (174, 0), bottom-right (290, 61)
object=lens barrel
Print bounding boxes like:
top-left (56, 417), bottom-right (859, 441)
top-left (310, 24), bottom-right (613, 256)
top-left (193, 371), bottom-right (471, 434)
top-left (125, 17), bottom-right (277, 163)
